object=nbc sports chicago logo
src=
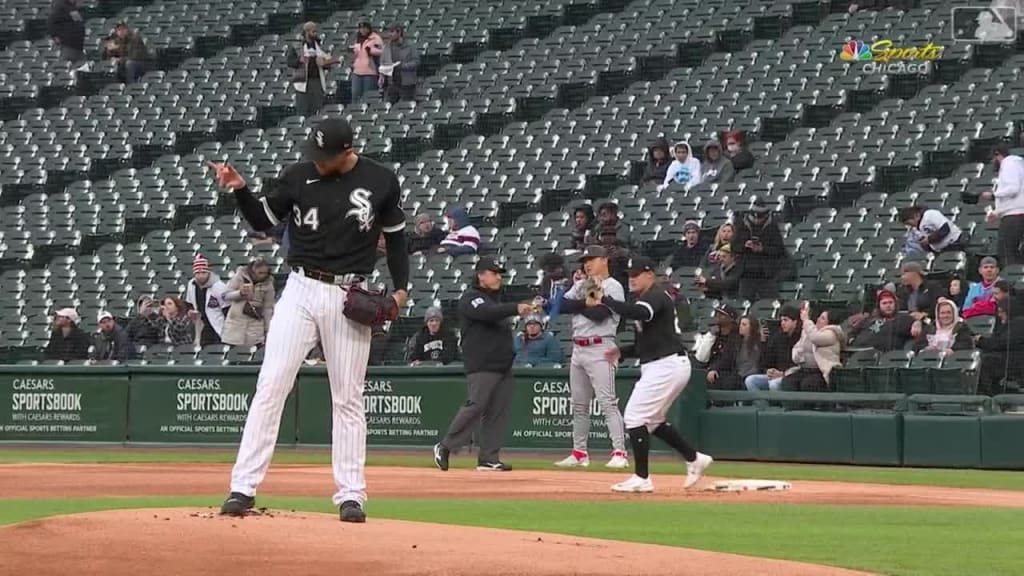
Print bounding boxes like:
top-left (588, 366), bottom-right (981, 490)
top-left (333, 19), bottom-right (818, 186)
top-left (839, 39), bottom-right (944, 74)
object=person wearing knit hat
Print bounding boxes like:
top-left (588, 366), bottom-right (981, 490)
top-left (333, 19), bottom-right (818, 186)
top-left (409, 213), bottom-right (445, 255)
top-left (184, 254), bottom-right (229, 346)
top-left (671, 220), bottom-right (708, 269)
top-left (409, 306), bottom-right (457, 365)
top-left (513, 314), bottom-right (564, 366)
top-left (847, 288), bottom-right (915, 352)
top-left (44, 307), bottom-right (92, 362)
top-left (744, 303), bottom-right (803, 391)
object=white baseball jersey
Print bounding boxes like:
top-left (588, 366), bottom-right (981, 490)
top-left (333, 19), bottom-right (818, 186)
top-left (564, 277), bottom-right (624, 338)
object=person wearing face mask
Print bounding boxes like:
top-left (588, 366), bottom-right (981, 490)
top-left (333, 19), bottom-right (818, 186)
top-left (722, 130), bottom-right (755, 171)
top-left (287, 21), bottom-right (339, 117)
top-left (912, 298), bottom-right (974, 355)
top-left (731, 200), bottom-right (787, 301)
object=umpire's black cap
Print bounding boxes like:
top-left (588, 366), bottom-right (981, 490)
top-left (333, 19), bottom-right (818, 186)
top-left (627, 256), bottom-right (657, 276)
top-left (304, 118), bottom-right (354, 162)
top-left (475, 257), bottom-right (507, 274)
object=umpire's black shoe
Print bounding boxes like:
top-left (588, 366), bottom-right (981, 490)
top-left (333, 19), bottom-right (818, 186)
top-left (433, 442), bottom-right (450, 471)
top-left (476, 461), bottom-right (512, 472)
top-left (220, 492), bottom-right (255, 516)
top-left (340, 500), bottom-right (366, 523)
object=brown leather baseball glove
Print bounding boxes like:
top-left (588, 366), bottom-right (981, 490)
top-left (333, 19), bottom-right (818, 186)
top-left (343, 286), bottom-right (400, 327)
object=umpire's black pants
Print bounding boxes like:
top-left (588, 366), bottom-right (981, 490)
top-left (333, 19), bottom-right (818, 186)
top-left (441, 369), bottom-right (514, 464)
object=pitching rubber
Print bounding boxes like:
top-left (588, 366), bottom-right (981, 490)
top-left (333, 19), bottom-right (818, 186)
top-left (704, 479), bottom-right (792, 492)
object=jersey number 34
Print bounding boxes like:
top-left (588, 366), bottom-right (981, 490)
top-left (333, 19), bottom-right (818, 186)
top-left (293, 206), bottom-right (320, 231)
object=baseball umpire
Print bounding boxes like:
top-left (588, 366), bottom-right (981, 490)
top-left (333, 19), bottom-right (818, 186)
top-left (589, 256), bottom-right (713, 492)
top-left (210, 118), bottom-right (409, 522)
top-left (553, 245), bottom-right (629, 468)
top-left (433, 257), bottom-right (534, 472)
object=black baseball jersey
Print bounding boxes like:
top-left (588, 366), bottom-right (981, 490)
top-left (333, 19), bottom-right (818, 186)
top-left (605, 284), bottom-right (684, 364)
top-left (259, 159), bottom-right (406, 276)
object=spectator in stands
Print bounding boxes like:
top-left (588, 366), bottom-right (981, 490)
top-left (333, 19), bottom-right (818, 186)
top-left (102, 21), bottom-right (149, 83)
top-left (897, 261), bottom-right (946, 320)
top-left (671, 220), bottom-right (708, 269)
top-left (705, 305), bottom-right (741, 390)
top-left (44, 308), bottom-right (91, 361)
top-left (437, 206), bottom-right (480, 255)
top-left (380, 24), bottom-right (419, 104)
top-left (981, 145), bottom-right (1024, 266)
top-left (408, 213), bottom-right (444, 254)
top-left (514, 314), bottom-right (564, 366)
top-left (785, 303), bottom-right (844, 391)
top-left (538, 253), bottom-right (570, 302)
top-left (900, 225), bottom-right (929, 260)
top-left (349, 21), bottom-right (384, 103)
top-left (975, 299), bottom-right (1024, 395)
top-left (912, 298), bottom-right (974, 355)
top-left (642, 137), bottom-right (671, 183)
top-left (592, 202), bottom-right (632, 252)
top-left (994, 280), bottom-right (1018, 307)
top-left (288, 21), bottom-right (339, 117)
top-left (409, 307), bottom-right (458, 365)
top-left (745, 303), bottom-right (802, 391)
top-left (222, 257), bottom-right (276, 347)
top-left (946, 276), bottom-right (967, 310)
top-left (963, 257), bottom-right (1002, 318)
top-left (571, 205), bottom-right (595, 251)
top-left (696, 244), bottom-right (740, 300)
top-left (898, 206), bottom-right (966, 254)
top-left (660, 141), bottom-right (702, 191)
top-left (735, 315), bottom-right (763, 389)
top-left (48, 0), bottom-right (86, 69)
top-left (847, 289), bottom-right (915, 352)
top-left (184, 255), bottom-right (228, 346)
top-left (704, 222), bottom-right (735, 266)
top-left (732, 200), bottom-right (786, 300)
top-left (723, 130), bottom-right (755, 172)
top-left (92, 311), bottom-right (133, 362)
top-left (700, 141), bottom-right (735, 185)
top-left (148, 296), bottom-right (196, 346)
top-left (127, 296), bottom-right (161, 347)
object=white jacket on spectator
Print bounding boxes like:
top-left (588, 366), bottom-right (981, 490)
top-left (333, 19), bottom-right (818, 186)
top-left (221, 265), bottom-right (276, 347)
top-left (662, 141), bottom-right (702, 190)
top-left (185, 274), bottom-right (228, 338)
top-left (994, 154), bottom-right (1024, 217)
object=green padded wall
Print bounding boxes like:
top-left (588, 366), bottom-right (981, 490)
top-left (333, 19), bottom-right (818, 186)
top-left (903, 415), bottom-right (981, 468)
top-left (757, 411), bottom-right (853, 463)
top-left (980, 415), bottom-right (1024, 470)
top-left (698, 407), bottom-right (758, 459)
top-left (851, 412), bottom-right (903, 465)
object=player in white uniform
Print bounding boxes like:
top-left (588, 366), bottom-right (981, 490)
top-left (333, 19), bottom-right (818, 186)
top-left (593, 256), bottom-right (712, 493)
top-left (553, 245), bottom-right (629, 468)
top-left (211, 118), bottom-right (410, 522)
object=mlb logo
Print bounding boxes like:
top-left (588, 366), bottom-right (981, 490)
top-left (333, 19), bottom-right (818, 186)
top-left (951, 6), bottom-right (1018, 42)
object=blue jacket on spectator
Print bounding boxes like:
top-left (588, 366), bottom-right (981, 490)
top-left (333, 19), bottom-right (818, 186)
top-left (514, 331), bottom-right (564, 365)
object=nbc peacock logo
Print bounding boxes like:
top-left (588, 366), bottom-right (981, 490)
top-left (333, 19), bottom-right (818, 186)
top-left (840, 40), bottom-right (873, 61)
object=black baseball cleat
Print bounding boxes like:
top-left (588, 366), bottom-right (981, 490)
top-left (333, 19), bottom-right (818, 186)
top-left (475, 461), bottom-right (512, 472)
top-left (339, 500), bottom-right (366, 523)
top-left (220, 492), bottom-right (255, 516)
top-left (433, 442), bottom-right (450, 471)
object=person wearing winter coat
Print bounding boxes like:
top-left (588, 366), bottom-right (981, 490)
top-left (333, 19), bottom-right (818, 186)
top-left (700, 141), bottom-right (735, 185)
top-left (44, 308), bottom-right (92, 361)
top-left (912, 298), bottom-right (974, 354)
top-left (514, 315), bottom-right (564, 366)
top-left (735, 315), bottom-right (764, 385)
top-left (660, 141), bottom-right (702, 191)
top-left (221, 258), bottom-right (276, 347)
top-left (571, 205), bottom-right (595, 251)
top-left (846, 289), bottom-right (915, 352)
top-left (962, 256), bottom-right (1002, 318)
top-left (349, 21), bottom-right (384, 103)
top-left (127, 296), bottom-right (162, 347)
top-left (745, 303), bottom-right (802, 391)
top-left (102, 21), bottom-right (149, 83)
top-left (184, 255), bottom-right (228, 346)
top-left (723, 130), bottom-right (755, 172)
top-left (785, 304), bottom-right (844, 391)
top-left (897, 261), bottom-right (947, 320)
top-left (92, 311), bottom-right (134, 362)
top-left (287, 21), bottom-right (340, 117)
top-left (731, 200), bottom-right (787, 300)
top-left (975, 298), bottom-right (1024, 395)
top-left (380, 24), bottom-right (419, 103)
top-left (48, 0), bottom-right (86, 66)
top-left (696, 244), bottom-right (741, 300)
top-left (408, 213), bottom-right (445, 254)
top-left (705, 305), bottom-right (742, 390)
top-left (670, 220), bottom-right (708, 269)
top-left (642, 137), bottom-right (672, 183)
top-left (438, 205), bottom-right (480, 256)
top-left (410, 307), bottom-right (458, 365)
top-left (145, 296), bottom-right (196, 346)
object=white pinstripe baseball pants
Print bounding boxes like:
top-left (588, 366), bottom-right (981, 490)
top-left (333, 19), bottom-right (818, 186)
top-left (230, 271), bottom-right (373, 506)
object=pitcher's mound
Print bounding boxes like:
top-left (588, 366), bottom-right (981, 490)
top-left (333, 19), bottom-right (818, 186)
top-left (0, 508), bottom-right (871, 576)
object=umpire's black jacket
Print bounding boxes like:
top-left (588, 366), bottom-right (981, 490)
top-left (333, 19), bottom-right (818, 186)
top-left (458, 285), bottom-right (518, 374)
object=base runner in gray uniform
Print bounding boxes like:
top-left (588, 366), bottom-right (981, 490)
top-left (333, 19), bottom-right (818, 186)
top-left (553, 245), bottom-right (629, 468)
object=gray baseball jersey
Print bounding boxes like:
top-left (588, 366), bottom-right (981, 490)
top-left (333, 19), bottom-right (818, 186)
top-left (564, 277), bottom-right (624, 338)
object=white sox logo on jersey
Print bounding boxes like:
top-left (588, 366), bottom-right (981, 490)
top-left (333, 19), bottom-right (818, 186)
top-left (346, 188), bottom-right (375, 232)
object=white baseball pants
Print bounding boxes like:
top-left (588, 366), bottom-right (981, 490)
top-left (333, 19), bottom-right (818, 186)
top-left (623, 354), bottom-right (692, 432)
top-left (230, 271), bottom-right (373, 506)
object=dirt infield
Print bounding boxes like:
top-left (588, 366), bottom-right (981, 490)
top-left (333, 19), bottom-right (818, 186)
top-left (2, 463), bottom-right (1024, 507)
top-left (3, 462), bottom-right (1022, 576)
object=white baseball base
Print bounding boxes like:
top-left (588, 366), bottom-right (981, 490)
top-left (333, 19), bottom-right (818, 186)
top-left (705, 479), bottom-right (792, 492)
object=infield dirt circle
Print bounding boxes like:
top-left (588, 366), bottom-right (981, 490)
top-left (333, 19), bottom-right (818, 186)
top-left (3, 462), bottom-right (1024, 575)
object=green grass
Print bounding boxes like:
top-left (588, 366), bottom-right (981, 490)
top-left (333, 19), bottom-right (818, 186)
top-left (1, 448), bottom-right (1022, 491)
top-left (0, 495), bottom-right (1019, 576)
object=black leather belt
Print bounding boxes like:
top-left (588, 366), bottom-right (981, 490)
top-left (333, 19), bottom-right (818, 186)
top-left (293, 267), bottom-right (366, 286)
